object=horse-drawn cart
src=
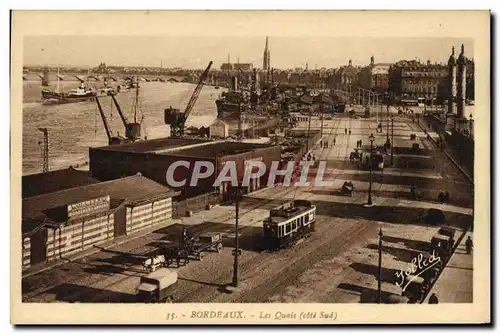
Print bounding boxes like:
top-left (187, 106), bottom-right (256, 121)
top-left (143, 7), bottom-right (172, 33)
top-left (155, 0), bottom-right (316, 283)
top-left (142, 231), bottom-right (224, 272)
top-left (190, 232), bottom-right (224, 261)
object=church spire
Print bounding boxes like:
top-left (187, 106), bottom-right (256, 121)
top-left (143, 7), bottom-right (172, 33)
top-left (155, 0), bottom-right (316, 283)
top-left (263, 36), bottom-right (271, 71)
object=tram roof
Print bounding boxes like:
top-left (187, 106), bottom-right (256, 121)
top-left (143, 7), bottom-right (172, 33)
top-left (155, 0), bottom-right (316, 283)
top-left (268, 201), bottom-right (315, 224)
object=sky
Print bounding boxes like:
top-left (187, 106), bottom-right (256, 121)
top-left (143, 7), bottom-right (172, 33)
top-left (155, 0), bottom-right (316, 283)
top-left (23, 36), bottom-right (474, 70)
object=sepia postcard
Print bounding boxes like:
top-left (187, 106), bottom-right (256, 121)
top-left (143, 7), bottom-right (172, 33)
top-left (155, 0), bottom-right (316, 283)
top-left (10, 10), bottom-right (490, 324)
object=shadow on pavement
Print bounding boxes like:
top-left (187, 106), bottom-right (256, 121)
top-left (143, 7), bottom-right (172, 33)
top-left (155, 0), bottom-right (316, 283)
top-left (336, 283), bottom-right (397, 304)
top-left (82, 263), bottom-right (144, 277)
top-left (381, 235), bottom-right (432, 251)
top-left (312, 200), bottom-right (472, 230)
top-left (349, 262), bottom-right (399, 284)
top-left (178, 277), bottom-right (227, 290)
top-left (31, 283), bottom-right (138, 303)
top-left (365, 243), bottom-right (423, 263)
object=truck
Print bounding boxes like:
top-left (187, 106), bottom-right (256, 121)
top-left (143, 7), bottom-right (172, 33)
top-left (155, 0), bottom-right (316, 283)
top-left (136, 268), bottom-right (178, 303)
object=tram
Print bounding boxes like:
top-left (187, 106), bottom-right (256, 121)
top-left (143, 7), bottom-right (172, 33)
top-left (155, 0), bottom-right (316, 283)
top-left (262, 200), bottom-right (316, 251)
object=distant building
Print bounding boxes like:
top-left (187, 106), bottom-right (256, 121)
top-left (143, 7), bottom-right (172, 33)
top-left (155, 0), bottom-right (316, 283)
top-left (388, 60), bottom-right (448, 100)
top-left (331, 59), bottom-right (360, 92)
top-left (358, 56), bottom-right (392, 93)
top-left (220, 63), bottom-right (233, 71)
top-left (233, 63), bottom-right (254, 72)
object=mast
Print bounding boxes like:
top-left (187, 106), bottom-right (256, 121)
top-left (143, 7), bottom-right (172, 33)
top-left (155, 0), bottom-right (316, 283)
top-left (56, 68), bottom-right (60, 93)
top-left (134, 75), bottom-right (139, 123)
top-left (227, 53), bottom-right (231, 91)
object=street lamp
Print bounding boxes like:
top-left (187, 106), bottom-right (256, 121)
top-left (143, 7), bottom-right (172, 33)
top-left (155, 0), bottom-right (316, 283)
top-left (227, 185), bottom-right (244, 292)
top-left (385, 104), bottom-right (390, 148)
top-left (391, 116), bottom-right (395, 166)
top-left (378, 227), bottom-right (383, 304)
top-left (469, 113), bottom-right (473, 138)
top-left (366, 133), bottom-right (375, 207)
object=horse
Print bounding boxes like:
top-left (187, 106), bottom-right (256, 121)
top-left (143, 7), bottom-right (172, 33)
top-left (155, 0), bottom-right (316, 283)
top-left (142, 254), bottom-right (166, 273)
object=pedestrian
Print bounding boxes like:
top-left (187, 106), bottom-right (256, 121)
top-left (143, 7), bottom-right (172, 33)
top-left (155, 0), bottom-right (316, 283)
top-left (360, 139), bottom-right (362, 147)
top-left (333, 137), bottom-right (336, 146)
top-left (345, 128), bottom-right (347, 135)
top-left (349, 129), bottom-right (351, 135)
top-left (428, 293), bottom-right (439, 304)
top-left (320, 139), bottom-right (323, 148)
top-left (465, 236), bottom-right (473, 254)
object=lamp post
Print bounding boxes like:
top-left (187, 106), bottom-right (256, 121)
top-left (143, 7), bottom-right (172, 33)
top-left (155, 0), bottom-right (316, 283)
top-left (366, 133), bottom-right (375, 207)
top-left (378, 227), bottom-right (383, 304)
top-left (227, 185), bottom-right (243, 291)
top-left (469, 113), bottom-right (473, 138)
top-left (391, 116), bottom-right (394, 166)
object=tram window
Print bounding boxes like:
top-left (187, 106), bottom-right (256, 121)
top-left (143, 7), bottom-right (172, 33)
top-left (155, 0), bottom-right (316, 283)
top-left (285, 223), bottom-right (291, 234)
top-left (279, 225), bottom-right (283, 237)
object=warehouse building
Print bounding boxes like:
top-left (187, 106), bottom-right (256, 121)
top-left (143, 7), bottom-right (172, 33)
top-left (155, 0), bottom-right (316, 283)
top-left (22, 166), bottom-right (100, 199)
top-left (22, 174), bottom-right (179, 269)
top-left (89, 137), bottom-right (281, 199)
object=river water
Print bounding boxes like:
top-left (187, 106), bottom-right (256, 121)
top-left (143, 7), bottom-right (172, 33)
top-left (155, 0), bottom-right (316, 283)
top-left (22, 80), bottom-right (226, 175)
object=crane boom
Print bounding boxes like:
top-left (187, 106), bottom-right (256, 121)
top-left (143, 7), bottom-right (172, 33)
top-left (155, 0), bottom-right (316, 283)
top-left (111, 94), bottom-right (129, 128)
top-left (95, 96), bottom-right (113, 143)
top-left (183, 61), bottom-right (213, 121)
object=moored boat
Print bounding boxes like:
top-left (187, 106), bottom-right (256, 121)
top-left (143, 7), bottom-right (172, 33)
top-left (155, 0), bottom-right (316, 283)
top-left (41, 68), bottom-right (97, 104)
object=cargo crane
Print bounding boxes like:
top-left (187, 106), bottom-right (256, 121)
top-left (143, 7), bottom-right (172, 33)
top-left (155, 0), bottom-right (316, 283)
top-left (164, 61), bottom-right (213, 137)
top-left (110, 81), bottom-right (142, 141)
top-left (95, 96), bottom-right (128, 145)
top-left (37, 128), bottom-right (49, 172)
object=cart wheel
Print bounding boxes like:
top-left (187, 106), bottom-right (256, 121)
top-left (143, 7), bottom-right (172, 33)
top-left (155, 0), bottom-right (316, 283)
top-left (216, 243), bottom-right (223, 253)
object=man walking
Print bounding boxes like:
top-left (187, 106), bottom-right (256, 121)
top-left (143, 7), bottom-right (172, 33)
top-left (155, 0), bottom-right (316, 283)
top-left (333, 137), bottom-right (336, 146)
top-left (345, 128), bottom-right (347, 135)
top-left (465, 236), bottom-right (473, 254)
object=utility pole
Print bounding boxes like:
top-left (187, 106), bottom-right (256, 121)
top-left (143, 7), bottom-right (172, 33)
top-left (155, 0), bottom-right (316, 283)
top-left (378, 228), bottom-right (383, 304)
top-left (227, 186), bottom-right (243, 292)
top-left (391, 116), bottom-right (394, 165)
top-left (306, 107), bottom-right (312, 152)
top-left (320, 103), bottom-right (324, 138)
top-left (38, 128), bottom-right (49, 173)
top-left (366, 133), bottom-right (375, 206)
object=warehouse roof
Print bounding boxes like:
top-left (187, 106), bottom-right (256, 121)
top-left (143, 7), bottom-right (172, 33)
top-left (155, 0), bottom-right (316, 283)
top-left (22, 174), bottom-right (180, 225)
top-left (22, 167), bottom-right (100, 199)
top-left (169, 140), bottom-right (274, 158)
top-left (92, 137), bottom-right (213, 153)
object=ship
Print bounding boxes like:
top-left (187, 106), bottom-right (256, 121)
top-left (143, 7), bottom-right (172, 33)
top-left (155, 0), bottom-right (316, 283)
top-left (215, 91), bottom-right (251, 120)
top-left (41, 68), bottom-right (98, 105)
